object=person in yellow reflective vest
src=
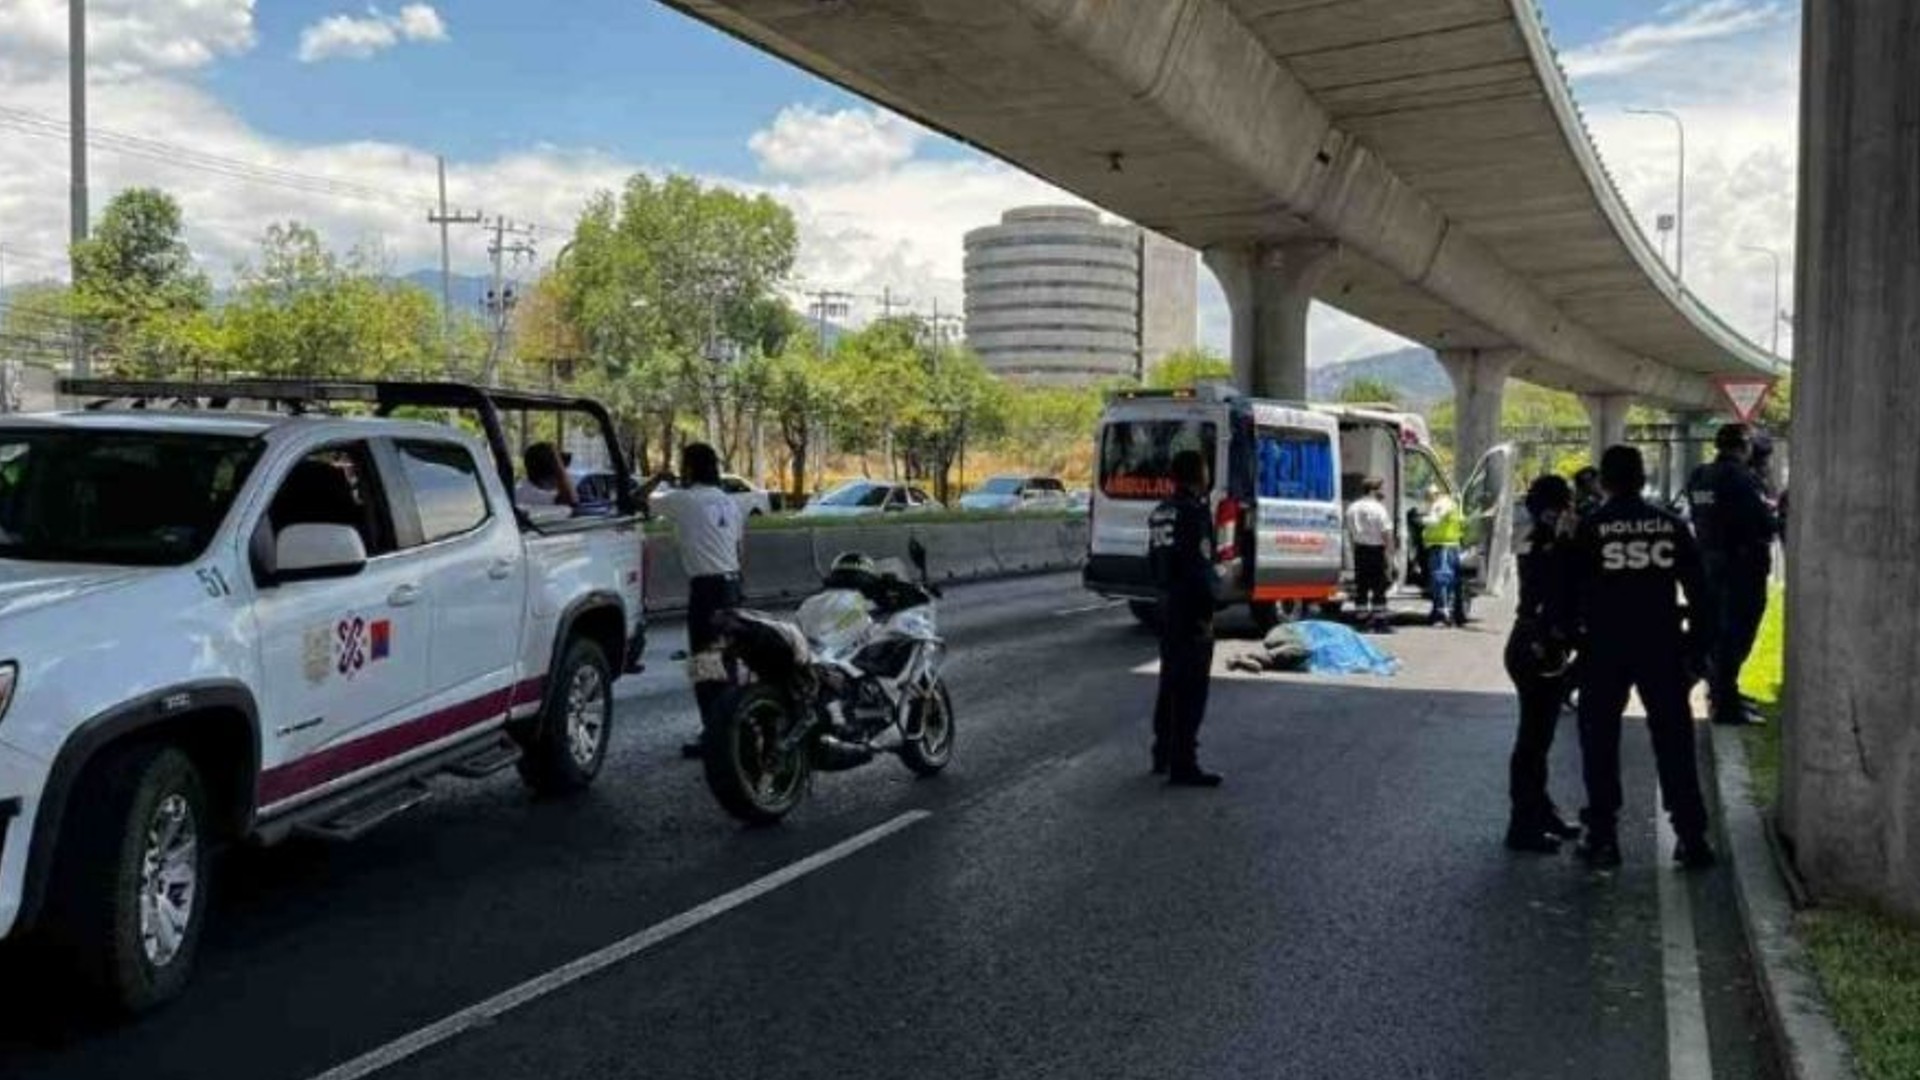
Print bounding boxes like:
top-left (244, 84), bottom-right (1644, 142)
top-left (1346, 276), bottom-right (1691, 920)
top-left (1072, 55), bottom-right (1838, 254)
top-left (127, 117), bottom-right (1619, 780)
top-left (1423, 485), bottom-right (1467, 627)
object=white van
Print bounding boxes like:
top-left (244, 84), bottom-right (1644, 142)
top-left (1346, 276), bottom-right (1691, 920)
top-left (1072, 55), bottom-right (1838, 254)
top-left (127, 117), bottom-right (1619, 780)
top-left (1085, 386), bottom-right (1513, 627)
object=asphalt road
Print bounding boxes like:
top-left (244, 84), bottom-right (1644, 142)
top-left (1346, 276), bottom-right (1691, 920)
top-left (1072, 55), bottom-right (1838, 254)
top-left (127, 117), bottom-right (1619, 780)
top-left (0, 573), bottom-right (1780, 1080)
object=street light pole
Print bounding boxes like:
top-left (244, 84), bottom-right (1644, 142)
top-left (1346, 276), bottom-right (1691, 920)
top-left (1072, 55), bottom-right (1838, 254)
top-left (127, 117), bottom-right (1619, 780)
top-left (1740, 244), bottom-right (1783, 356)
top-left (1627, 107), bottom-right (1686, 286)
top-left (69, 0), bottom-right (90, 375)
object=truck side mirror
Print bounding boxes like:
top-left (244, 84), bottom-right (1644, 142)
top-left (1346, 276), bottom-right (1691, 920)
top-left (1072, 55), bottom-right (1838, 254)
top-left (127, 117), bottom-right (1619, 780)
top-left (273, 524), bottom-right (368, 584)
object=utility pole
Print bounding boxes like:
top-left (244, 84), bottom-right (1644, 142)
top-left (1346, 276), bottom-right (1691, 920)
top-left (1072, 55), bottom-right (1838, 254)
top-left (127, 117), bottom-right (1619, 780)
top-left (480, 216), bottom-right (537, 386)
top-left (69, 0), bottom-right (89, 376)
top-left (427, 156), bottom-right (482, 373)
top-left (805, 288), bottom-right (851, 353)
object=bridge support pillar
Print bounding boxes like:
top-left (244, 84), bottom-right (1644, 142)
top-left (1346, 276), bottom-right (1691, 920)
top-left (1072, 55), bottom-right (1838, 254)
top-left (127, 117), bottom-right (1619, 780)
top-left (1436, 347), bottom-right (1519, 489)
top-left (1580, 393), bottom-right (1632, 467)
top-left (1202, 241), bottom-right (1337, 400)
top-left (1782, 0), bottom-right (1920, 918)
top-left (1673, 410), bottom-right (1713, 489)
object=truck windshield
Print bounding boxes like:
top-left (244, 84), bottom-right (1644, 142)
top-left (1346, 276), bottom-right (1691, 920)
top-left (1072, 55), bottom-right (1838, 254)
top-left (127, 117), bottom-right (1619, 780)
top-left (0, 430), bottom-right (262, 566)
top-left (1098, 420), bottom-right (1217, 500)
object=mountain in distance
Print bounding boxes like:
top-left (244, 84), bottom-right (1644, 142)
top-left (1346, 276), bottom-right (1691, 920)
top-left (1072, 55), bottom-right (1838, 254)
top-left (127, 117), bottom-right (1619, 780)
top-left (399, 270), bottom-right (495, 315)
top-left (1308, 346), bottom-right (1448, 409)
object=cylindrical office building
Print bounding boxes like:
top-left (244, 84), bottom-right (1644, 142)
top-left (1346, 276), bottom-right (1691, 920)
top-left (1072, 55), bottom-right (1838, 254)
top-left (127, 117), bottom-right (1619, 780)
top-left (963, 206), bottom-right (1147, 385)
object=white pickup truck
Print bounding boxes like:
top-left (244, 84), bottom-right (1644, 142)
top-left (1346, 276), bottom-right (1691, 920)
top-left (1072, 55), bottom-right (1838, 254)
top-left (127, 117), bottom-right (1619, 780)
top-left (0, 379), bottom-right (646, 1012)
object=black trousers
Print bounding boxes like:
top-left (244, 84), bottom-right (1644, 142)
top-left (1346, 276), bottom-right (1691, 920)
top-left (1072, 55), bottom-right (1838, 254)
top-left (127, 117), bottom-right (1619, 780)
top-left (688, 573), bottom-right (742, 725)
top-left (1152, 617), bottom-right (1215, 772)
top-left (1504, 635), bottom-right (1567, 829)
top-left (1704, 553), bottom-right (1769, 718)
top-left (1353, 544), bottom-right (1390, 611)
top-left (1577, 647), bottom-right (1708, 840)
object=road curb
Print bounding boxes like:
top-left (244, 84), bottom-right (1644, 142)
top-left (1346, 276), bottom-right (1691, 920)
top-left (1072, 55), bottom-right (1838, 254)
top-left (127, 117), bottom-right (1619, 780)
top-left (1705, 724), bottom-right (1859, 1080)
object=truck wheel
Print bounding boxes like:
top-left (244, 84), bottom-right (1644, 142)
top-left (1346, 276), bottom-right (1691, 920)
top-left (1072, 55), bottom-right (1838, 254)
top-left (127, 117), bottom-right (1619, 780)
top-left (519, 637), bottom-right (614, 795)
top-left (51, 744), bottom-right (212, 1014)
top-left (1127, 600), bottom-right (1162, 631)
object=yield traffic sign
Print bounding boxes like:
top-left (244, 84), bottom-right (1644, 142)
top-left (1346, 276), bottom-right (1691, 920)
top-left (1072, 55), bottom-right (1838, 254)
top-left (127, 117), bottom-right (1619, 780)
top-left (1713, 376), bottom-right (1776, 423)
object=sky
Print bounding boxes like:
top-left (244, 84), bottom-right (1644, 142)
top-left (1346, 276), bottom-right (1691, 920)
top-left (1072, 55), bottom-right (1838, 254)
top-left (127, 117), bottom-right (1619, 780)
top-left (0, 0), bottom-right (1801, 364)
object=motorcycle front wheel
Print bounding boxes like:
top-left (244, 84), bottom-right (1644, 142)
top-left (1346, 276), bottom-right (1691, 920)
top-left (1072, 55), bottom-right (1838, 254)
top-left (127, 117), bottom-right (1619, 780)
top-left (702, 684), bottom-right (811, 825)
top-left (899, 679), bottom-right (956, 777)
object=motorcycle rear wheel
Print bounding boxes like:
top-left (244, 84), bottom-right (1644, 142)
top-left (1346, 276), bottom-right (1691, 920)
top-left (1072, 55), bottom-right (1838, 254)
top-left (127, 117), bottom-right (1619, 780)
top-left (899, 679), bottom-right (956, 777)
top-left (702, 684), bottom-right (811, 825)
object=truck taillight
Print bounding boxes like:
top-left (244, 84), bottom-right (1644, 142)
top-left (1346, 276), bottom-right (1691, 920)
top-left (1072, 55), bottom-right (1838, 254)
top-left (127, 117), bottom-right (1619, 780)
top-left (1215, 496), bottom-right (1242, 562)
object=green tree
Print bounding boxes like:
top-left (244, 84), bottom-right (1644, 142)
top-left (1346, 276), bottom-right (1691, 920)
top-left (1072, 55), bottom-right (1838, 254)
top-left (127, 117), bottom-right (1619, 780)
top-left (220, 222), bottom-right (442, 379)
top-left (826, 316), bottom-right (928, 477)
top-left (1335, 376), bottom-right (1399, 405)
top-left (1145, 346), bottom-right (1231, 389)
top-left (0, 283), bottom-right (79, 370)
top-left (555, 175), bottom-right (799, 468)
top-left (900, 346), bottom-right (1006, 503)
top-left (998, 386), bottom-right (1104, 477)
top-left (69, 188), bottom-right (212, 375)
top-left (762, 334), bottom-right (838, 496)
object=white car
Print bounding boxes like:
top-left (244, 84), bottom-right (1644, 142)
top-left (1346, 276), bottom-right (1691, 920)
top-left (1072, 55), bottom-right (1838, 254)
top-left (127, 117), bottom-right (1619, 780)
top-left (0, 379), bottom-right (646, 1013)
top-left (798, 480), bottom-right (943, 518)
top-left (629, 473), bottom-right (772, 518)
top-left (957, 475), bottom-right (1070, 513)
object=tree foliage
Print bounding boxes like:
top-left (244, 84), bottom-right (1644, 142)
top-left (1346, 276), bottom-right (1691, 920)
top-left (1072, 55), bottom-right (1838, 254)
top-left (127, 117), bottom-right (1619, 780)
top-left (69, 188), bottom-right (213, 375)
top-left (1145, 346), bottom-right (1231, 389)
top-left (1334, 376), bottom-right (1399, 405)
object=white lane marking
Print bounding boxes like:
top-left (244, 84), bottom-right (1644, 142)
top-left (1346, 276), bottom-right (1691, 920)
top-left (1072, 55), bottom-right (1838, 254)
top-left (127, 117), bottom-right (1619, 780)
top-left (305, 809), bottom-right (932, 1080)
top-left (1656, 797), bottom-right (1714, 1080)
top-left (1052, 598), bottom-right (1125, 617)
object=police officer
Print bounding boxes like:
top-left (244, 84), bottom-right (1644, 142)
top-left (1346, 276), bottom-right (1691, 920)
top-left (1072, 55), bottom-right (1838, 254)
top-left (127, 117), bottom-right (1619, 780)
top-left (1148, 449), bottom-right (1222, 788)
top-left (641, 443), bottom-right (746, 758)
top-left (1573, 445), bottom-right (1716, 869)
top-left (1504, 475), bottom-right (1581, 853)
top-left (1685, 424), bottom-right (1776, 727)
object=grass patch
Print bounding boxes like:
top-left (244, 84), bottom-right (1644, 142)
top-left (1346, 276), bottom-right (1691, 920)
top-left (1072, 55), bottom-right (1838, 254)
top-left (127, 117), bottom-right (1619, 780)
top-left (1729, 582), bottom-right (1920, 1080)
top-left (1738, 582), bottom-right (1786, 810)
top-left (1801, 907), bottom-right (1920, 1080)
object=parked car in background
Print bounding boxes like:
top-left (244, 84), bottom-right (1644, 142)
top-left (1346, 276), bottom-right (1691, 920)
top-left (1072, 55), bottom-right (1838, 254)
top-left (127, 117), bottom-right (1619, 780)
top-left (958, 475), bottom-right (1070, 513)
top-left (578, 471), bottom-right (772, 518)
top-left (797, 480), bottom-right (943, 518)
top-left (1066, 488), bottom-right (1091, 516)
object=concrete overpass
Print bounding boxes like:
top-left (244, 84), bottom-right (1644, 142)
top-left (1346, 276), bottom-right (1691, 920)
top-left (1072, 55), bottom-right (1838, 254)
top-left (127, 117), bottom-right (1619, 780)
top-left (661, 0), bottom-right (1785, 472)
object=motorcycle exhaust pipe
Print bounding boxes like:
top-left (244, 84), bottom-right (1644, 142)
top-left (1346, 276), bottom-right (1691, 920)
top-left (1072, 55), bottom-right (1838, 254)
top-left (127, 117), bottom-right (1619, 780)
top-left (812, 735), bottom-right (875, 772)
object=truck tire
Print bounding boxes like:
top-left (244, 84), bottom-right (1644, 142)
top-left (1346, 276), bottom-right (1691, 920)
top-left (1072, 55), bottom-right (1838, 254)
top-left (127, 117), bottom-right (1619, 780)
top-left (51, 743), bottom-right (212, 1014)
top-left (518, 637), bottom-right (614, 795)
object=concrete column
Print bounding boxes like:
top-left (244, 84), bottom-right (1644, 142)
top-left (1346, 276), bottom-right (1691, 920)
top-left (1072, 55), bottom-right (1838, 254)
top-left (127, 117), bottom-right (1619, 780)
top-left (1202, 241), bottom-right (1337, 400)
top-left (1579, 393), bottom-right (1631, 466)
top-left (1673, 410), bottom-right (1713, 482)
top-left (1436, 347), bottom-right (1519, 489)
top-left (1782, 1), bottom-right (1920, 917)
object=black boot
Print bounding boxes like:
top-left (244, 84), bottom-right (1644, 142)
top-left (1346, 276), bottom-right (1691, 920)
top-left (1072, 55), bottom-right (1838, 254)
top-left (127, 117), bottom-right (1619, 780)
top-left (1673, 834), bottom-right (1718, 869)
top-left (1167, 767), bottom-right (1222, 788)
top-left (1504, 823), bottom-right (1561, 854)
top-left (1150, 747), bottom-right (1169, 775)
top-left (680, 739), bottom-right (704, 759)
top-left (1541, 809), bottom-right (1582, 840)
top-left (1577, 833), bottom-right (1622, 868)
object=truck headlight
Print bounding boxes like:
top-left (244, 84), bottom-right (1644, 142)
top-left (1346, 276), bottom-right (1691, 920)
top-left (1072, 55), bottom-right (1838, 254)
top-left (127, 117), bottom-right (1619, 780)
top-left (0, 663), bottom-right (15, 724)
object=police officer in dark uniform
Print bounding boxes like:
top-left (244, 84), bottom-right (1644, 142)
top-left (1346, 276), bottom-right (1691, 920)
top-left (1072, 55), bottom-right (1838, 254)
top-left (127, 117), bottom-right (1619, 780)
top-left (1685, 424), bottom-right (1776, 727)
top-left (1573, 446), bottom-right (1716, 869)
top-left (1148, 449), bottom-right (1222, 788)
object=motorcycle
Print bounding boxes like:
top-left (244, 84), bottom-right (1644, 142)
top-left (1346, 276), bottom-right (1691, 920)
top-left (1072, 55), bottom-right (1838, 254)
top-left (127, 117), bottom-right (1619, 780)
top-left (698, 539), bottom-right (955, 824)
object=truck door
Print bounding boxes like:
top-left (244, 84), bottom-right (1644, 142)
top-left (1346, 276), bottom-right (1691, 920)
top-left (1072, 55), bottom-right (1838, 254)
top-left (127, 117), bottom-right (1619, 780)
top-left (1459, 443), bottom-right (1516, 597)
top-left (250, 440), bottom-right (432, 808)
top-left (387, 437), bottom-right (526, 708)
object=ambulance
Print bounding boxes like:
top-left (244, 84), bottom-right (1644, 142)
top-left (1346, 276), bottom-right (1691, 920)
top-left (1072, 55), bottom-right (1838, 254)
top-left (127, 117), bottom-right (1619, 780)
top-left (1083, 385), bottom-right (1513, 628)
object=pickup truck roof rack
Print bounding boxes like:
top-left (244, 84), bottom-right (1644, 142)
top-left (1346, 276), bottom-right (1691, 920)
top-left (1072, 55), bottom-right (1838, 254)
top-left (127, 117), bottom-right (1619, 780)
top-left (57, 377), bottom-right (636, 516)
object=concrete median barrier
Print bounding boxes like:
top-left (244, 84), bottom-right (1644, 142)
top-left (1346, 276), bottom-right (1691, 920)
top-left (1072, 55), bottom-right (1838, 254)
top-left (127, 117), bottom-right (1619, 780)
top-left (643, 518), bottom-right (1090, 614)
top-left (743, 530), bottom-right (825, 603)
top-left (909, 521), bottom-right (1002, 583)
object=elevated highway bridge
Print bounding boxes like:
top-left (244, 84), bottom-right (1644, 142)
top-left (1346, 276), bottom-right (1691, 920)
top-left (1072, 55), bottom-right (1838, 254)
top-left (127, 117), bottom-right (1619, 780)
top-left (662, 0), bottom-right (1784, 474)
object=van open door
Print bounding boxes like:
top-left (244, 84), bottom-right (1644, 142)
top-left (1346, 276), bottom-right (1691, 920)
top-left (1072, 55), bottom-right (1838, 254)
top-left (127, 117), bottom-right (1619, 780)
top-left (1460, 443), bottom-right (1515, 598)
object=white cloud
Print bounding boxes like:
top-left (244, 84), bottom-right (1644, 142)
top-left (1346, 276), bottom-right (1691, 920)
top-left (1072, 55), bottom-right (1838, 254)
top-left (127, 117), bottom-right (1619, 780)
top-left (1571, 11), bottom-right (1801, 357)
top-left (748, 105), bottom-right (925, 180)
top-left (0, 0), bottom-right (257, 82)
top-left (298, 3), bottom-right (448, 64)
top-left (1560, 1), bottom-right (1789, 80)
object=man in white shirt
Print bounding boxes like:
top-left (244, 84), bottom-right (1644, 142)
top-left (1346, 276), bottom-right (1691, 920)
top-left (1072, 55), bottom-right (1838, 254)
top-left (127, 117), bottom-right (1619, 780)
top-left (1346, 476), bottom-right (1395, 632)
top-left (641, 443), bottom-right (745, 758)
